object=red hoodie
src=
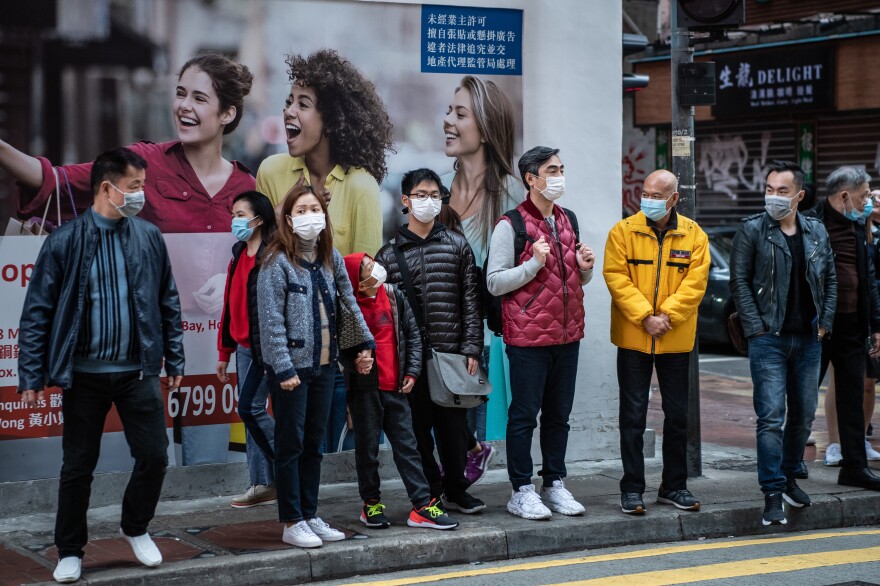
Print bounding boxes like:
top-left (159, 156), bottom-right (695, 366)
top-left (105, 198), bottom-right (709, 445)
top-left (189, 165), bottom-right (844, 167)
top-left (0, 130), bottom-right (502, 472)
top-left (344, 253), bottom-right (399, 391)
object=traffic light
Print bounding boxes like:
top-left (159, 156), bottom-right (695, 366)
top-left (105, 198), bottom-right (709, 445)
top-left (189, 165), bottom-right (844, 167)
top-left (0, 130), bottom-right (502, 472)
top-left (623, 33), bottom-right (649, 94)
top-left (676, 0), bottom-right (745, 31)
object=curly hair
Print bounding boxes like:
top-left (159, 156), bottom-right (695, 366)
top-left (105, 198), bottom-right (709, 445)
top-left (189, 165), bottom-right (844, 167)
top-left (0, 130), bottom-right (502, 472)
top-left (286, 50), bottom-right (394, 182)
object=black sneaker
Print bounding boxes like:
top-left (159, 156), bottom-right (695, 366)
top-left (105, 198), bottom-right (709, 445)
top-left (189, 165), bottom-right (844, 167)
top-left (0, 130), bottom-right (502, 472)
top-left (620, 492), bottom-right (645, 515)
top-left (657, 486), bottom-right (701, 511)
top-left (407, 498), bottom-right (460, 530)
top-left (441, 491), bottom-right (486, 514)
top-left (762, 492), bottom-right (787, 526)
top-left (360, 501), bottom-right (391, 528)
top-left (792, 460), bottom-right (809, 480)
top-left (783, 478), bottom-right (811, 508)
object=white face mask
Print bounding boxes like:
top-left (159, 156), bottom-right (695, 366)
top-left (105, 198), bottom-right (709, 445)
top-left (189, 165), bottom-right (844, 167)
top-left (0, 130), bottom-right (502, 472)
top-left (289, 213), bottom-right (325, 240)
top-left (764, 194), bottom-right (797, 221)
top-left (537, 175), bottom-right (565, 201)
top-left (109, 184), bottom-right (146, 217)
top-left (362, 262), bottom-right (387, 288)
top-left (410, 197), bottom-right (441, 223)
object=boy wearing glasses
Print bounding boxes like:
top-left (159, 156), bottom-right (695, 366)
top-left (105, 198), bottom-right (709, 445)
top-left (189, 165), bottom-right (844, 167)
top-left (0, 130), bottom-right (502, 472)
top-left (375, 168), bottom-right (486, 515)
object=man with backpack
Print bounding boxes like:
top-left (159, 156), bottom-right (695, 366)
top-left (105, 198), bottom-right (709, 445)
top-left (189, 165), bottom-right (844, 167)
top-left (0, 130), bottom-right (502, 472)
top-left (486, 146), bottom-right (595, 520)
top-left (603, 169), bottom-right (710, 516)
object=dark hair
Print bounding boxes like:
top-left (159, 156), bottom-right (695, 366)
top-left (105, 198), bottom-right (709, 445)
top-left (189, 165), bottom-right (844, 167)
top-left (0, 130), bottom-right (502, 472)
top-left (90, 147), bottom-right (148, 195)
top-left (285, 49), bottom-right (394, 181)
top-left (518, 146), bottom-right (560, 190)
top-left (233, 190), bottom-right (277, 240)
top-left (401, 168), bottom-right (443, 196)
top-left (179, 52), bottom-right (254, 135)
top-left (765, 160), bottom-right (805, 192)
top-left (263, 184), bottom-right (334, 269)
top-left (438, 204), bottom-right (464, 236)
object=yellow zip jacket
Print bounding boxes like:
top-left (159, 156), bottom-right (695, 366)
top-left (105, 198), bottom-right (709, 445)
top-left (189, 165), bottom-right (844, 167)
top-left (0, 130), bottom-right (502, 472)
top-left (603, 209), bottom-right (711, 354)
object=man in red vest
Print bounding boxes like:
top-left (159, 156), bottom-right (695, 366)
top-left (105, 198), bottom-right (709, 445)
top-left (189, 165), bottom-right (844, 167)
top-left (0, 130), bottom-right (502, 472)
top-left (486, 146), bottom-right (595, 520)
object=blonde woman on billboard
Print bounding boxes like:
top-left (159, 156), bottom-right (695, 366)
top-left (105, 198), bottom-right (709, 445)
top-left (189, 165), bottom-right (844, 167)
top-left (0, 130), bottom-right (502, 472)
top-left (441, 75), bottom-right (520, 472)
top-left (256, 49), bottom-right (394, 454)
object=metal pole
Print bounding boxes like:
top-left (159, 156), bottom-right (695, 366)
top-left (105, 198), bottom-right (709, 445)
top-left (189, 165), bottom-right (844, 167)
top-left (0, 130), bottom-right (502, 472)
top-left (670, 1), bottom-right (702, 478)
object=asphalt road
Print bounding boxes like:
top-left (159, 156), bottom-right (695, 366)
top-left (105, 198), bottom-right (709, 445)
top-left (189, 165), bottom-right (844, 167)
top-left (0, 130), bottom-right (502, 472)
top-left (317, 528), bottom-right (880, 586)
top-left (698, 351), bottom-right (751, 380)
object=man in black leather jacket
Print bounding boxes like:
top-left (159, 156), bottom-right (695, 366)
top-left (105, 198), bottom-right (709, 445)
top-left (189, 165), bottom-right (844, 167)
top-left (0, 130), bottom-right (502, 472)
top-left (376, 167), bottom-right (484, 516)
top-left (730, 161), bottom-right (837, 527)
top-left (17, 147), bottom-right (184, 583)
top-left (805, 166), bottom-right (880, 493)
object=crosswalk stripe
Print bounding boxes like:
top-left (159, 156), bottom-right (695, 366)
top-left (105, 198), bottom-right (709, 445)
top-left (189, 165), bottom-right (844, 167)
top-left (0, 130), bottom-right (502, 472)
top-left (342, 529), bottom-right (880, 586)
top-left (547, 545), bottom-right (880, 585)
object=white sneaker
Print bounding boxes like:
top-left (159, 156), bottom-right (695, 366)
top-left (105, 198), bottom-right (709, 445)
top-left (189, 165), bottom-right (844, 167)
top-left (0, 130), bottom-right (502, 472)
top-left (53, 556), bottom-right (81, 583)
top-left (866, 439), bottom-right (880, 461)
top-left (806, 434), bottom-right (816, 446)
top-left (824, 442), bottom-right (842, 466)
top-left (507, 484), bottom-right (552, 520)
top-left (119, 529), bottom-right (162, 567)
top-left (306, 517), bottom-right (345, 542)
top-left (540, 480), bottom-right (586, 515)
top-left (282, 521), bottom-right (322, 548)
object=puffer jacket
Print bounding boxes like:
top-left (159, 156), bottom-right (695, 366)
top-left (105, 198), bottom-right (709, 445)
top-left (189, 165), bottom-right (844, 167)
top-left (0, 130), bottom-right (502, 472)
top-left (603, 209), bottom-right (711, 354)
top-left (375, 224), bottom-right (483, 358)
top-left (730, 211), bottom-right (837, 338)
top-left (18, 208), bottom-right (184, 392)
top-left (218, 240), bottom-right (266, 368)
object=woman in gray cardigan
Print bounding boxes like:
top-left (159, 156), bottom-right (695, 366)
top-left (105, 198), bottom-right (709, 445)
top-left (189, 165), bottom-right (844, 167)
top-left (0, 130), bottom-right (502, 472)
top-left (258, 184), bottom-right (375, 549)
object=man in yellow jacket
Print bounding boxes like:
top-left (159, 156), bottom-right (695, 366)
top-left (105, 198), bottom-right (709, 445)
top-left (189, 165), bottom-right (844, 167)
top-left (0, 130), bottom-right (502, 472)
top-left (603, 169), bottom-right (710, 516)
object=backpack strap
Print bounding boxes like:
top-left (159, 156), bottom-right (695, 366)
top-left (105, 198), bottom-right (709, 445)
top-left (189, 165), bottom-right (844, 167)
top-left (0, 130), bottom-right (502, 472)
top-left (504, 209), bottom-right (533, 267)
top-left (561, 207), bottom-right (580, 242)
top-left (391, 243), bottom-right (430, 349)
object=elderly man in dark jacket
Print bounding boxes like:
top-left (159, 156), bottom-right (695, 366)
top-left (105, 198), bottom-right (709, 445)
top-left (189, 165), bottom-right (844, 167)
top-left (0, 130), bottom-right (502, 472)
top-left (730, 160), bottom-right (836, 528)
top-left (376, 167), bottom-right (484, 515)
top-left (18, 147), bottom-right (184, 584)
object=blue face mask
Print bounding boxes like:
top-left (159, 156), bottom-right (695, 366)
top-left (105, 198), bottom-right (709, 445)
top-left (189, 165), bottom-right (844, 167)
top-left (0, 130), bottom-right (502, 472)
top-left (862, 197), bottom-right (874, 220)
top-left (640, 197), bottom-right (670, 221)
top-left (844, 197), bottom-right (863, 222)
top-left (231, 217), bottom-right (257, 241)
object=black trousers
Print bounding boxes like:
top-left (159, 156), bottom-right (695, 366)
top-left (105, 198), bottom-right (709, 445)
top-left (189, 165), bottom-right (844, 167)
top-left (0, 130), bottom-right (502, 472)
top-left (407, 373), bottom-right (470, 499)
top-left (56, 371), bottom-right (168, 558)
top-left (820, 312), bottom-right (868, 470)
top-left (617, 348), bottom-right (690, 494)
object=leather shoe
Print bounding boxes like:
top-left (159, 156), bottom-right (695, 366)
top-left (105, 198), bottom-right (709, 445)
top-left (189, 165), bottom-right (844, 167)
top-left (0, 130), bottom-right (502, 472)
top-left (838, 467), bottom-right (880, 491)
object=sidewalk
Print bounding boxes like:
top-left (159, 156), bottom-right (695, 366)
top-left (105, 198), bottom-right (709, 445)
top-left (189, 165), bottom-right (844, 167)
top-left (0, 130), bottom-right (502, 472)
top-left (2, 447), bottom-right (879, 586)
top-left (3, 360), bottom-right (878, 586)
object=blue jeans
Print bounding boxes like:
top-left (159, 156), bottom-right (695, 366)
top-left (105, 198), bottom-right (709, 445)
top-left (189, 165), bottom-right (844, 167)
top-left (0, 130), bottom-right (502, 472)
top-left (271, 364), bottom-right (336, 523)
top-left (506, 342), bottom-right (580, 490)
top-left (57, 371), bottom-right (168, 558)
top-left (748, 333), bottom-right (820, 493)
top-left (323, 368), bottom-right (355, 452)
top-left (236, 346), bottom-right (274, 486)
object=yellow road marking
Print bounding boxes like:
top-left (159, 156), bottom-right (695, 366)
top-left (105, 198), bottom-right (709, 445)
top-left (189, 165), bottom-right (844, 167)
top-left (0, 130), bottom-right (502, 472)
top-left (340, 530), bottom-right (880, 586)
top-left (548, 545), bottom-right (880, 585)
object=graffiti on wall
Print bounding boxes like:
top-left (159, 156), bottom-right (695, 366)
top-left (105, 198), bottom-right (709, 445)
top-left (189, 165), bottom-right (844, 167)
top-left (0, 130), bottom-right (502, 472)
top-left (697, 131), bottom-right (772, 200)
top-left (622, 127), bottom-right (655, 215)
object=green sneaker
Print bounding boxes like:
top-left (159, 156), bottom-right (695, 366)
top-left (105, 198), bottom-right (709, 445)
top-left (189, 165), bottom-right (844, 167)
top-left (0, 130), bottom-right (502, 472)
top-left (360, 501), bottom-right (390, 528)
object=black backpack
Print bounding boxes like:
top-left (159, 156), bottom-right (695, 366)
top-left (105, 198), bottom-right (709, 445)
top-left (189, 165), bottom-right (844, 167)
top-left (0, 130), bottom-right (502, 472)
top-left (482, 207), bottom-right (580, 336)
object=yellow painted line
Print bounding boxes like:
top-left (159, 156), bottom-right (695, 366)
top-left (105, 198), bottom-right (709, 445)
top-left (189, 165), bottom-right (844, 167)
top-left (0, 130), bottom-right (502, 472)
top-left (340, 530), bottom-right (880, 586)
top-left (548, 545), bottom-right (880, 585)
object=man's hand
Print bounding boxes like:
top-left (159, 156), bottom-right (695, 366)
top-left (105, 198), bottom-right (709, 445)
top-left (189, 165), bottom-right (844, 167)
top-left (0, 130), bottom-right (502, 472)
top-left (576, 243), bottom-right (595, 270)
top-left (818, 326), bottom-right (827, 341)
top-left (400, 376), bottom-right (415, 394)
top-left (871, 332), bottom-right (880, 358)
top-left (532, 236), bottom-right (551, 265)
top-left (642, 315), bottom-right (672, 339)
top-left (657, 312), bottom-right (672, 330)
top-left (22, 389), bottom-right (44, 410)
top-left (355, 349), bottom-right (374, 375)
top-left (280, 376), bottom-right (301, 391)
top-left (467, 356), bottom-right (478, 376)
top-left (216, 361), bottom-right (229, 383)
top-left (164, 375), bottom-right (183, 391)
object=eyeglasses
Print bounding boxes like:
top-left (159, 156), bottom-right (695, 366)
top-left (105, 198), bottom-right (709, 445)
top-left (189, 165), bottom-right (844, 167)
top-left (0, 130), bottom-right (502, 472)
top-left (408, 191), bottom-right (443, 201)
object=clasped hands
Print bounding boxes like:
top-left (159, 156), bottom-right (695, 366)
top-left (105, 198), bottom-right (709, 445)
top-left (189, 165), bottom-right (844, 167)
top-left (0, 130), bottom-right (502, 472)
top-left (643, 313), bottom-right (672, 339)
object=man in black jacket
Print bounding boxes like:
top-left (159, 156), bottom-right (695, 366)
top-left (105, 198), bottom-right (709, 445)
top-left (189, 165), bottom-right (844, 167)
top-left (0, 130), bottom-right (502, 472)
top-left (18, 148), bottom-right (184, 584)
top-left (375, 168), bottom-right (485, 515)
top-left (730, 161), bottom-right (837, 527)
top-left (809, 165), bottom-right (880, 492)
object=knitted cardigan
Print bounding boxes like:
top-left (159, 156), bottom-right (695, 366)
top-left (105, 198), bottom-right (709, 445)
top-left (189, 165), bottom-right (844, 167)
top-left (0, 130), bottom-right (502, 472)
top-left (257, 248), bottom-right (375, 381)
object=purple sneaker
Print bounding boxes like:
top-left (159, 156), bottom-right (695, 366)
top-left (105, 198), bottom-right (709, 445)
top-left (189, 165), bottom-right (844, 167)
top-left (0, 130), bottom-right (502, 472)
top-left (465, 442), bottom-right (495, 486)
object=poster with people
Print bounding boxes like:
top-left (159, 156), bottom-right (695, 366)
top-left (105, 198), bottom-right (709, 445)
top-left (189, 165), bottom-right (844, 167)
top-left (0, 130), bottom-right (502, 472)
top-left (0, 0), bottom-right (524, 481)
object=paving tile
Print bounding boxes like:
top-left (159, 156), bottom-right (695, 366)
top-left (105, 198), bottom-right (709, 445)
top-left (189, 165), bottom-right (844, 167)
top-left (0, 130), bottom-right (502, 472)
top-left (38, 535), bottom-right (203, 572)
top-left (0, 545), bottom-right (53, 586)
top-left (196, 520), bottom-right (358, 555)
